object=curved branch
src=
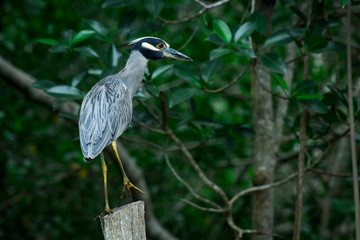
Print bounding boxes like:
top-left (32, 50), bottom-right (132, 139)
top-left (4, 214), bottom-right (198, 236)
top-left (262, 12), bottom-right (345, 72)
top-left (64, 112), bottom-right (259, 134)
top-left (0, 56), bottom-right (79, 114)
top-left (203, 66), bottom-right (250, 93)
top-left (158, 0), bottom-right (230, 24)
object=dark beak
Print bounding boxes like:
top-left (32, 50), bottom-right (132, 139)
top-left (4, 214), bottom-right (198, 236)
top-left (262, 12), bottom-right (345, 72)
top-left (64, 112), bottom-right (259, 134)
top-left (163, 48), bottom-right (192, 61)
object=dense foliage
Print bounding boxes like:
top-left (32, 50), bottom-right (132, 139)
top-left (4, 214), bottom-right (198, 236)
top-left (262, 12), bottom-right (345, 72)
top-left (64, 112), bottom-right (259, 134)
top-left (1, 0), bottom-right (359, 239)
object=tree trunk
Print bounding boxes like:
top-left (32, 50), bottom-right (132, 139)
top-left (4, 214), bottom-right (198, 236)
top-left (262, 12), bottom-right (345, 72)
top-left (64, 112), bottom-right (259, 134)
top-left (251, 65), bottom-right (276, 240)
top-left (250, 2), bottom-right (276, 239)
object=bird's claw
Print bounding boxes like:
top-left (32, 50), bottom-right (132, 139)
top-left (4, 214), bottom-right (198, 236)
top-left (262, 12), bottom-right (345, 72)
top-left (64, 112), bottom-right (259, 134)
top-left (94, 208), bottom-right (113, 221)
top-left (120, 179), bottom-right (144, 201)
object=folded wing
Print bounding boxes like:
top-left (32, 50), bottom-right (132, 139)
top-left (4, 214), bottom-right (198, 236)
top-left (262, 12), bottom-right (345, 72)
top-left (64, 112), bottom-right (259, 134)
top-left (79, 77), bottom-right (132, 161)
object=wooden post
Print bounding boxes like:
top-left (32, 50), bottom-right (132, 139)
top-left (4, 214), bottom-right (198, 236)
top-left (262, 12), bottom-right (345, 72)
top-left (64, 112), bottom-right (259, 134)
top-left (100, 201), bottom-right (146, 240)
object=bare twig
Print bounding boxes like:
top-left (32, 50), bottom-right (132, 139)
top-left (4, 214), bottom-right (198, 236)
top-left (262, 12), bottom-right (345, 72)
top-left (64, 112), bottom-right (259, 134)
top-left (179, 17), bottom-right (201, 51)
top-left (164, 149), bottom-right (221, 209)
top-left (229, 130), bottom-right (349, 205)
top-left (160, 92), bottom-right (168, 130)
top-left (308, 168), bottom-right (352, 178)
top-left (158, 0), bottom-right (230, 24)
top-left (166, 129), bottom-right (229, 204)
top-left (293, 2), bottom-right (313, 239)
top-left (0, 191), bottom-right (27, 211)
top-left (137, 99), bottom-right (162, 125)
top-left (293, 109), bottom-right (307, 240)
top-left (203, 66), bottom-right (250, 93)
top-left (181, 199), bottom-right (223, 213)
top-left (132, 119), bottom-right (166, 134)
top-left (254, 68), bottom-right (290, 100)
top-left (347, 1), bottom-right (360, 239)
top-left (120, 135), bottom-right (163, 150)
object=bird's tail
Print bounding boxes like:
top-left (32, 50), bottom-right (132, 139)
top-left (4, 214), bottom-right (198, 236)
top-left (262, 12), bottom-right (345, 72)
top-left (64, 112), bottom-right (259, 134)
top-left (84, 157), bottom-right (94, 162)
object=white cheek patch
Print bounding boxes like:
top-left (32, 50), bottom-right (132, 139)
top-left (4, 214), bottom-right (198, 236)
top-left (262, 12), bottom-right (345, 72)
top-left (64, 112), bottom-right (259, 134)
top-left (141, 42), bottom-right (160, 51)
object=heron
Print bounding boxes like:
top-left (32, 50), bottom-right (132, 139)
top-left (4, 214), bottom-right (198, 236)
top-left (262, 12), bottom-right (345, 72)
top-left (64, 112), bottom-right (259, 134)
top-left (79, 37), bottom-right (192, 214)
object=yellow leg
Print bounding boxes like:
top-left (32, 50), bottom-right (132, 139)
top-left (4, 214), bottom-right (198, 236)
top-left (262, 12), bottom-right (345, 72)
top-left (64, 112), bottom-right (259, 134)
top-left (111, 141), bottom-right (144, 200)
top-left (100, 152), bottom-right (111, 214)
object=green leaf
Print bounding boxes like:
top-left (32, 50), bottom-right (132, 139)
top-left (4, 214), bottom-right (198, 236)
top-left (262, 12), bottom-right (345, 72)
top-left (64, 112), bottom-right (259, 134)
top-left (49, 43), bottom-right (68, 53)
top-left (290, 6), bottom-right (307, 22)
top-left (313, 41), bottom-right (346, 53)
top-left (209, 48), bottom-right (232, 61)
top-left (151, 64), bottom-right (173, 81)
top-left (36, 38), bottom-right (58, 46)
top-left (176, 66), bottom-right (202, 88)
top-left (340, 0), bottom-right (349, 8)
top-left (263, 29), bottom-right (304, 47)
top-left (272, 74), bottom-right (289, 91)
top-left (71, 72), bottom-right (87, 87)
top-left (236, 48), bottom-right (256, 58)
top-left (260, 52), bottom-right (287, 74)
top-left (70, 30), bottom-right (96, 45)
top-left (213, 20), bottom-right (232, 43)
top-left (205, 34), bottom-right (225, 45)
top-left (88, 69), bottom-right (103, 76)
top-left (251, 31), bottom-right (267, 45)
top-left (46, 85), bottom-right (84, 99)
top-left (102, 0), bottom-right (139, 8)
top-left (169, 88), bottom-right (197, 108)
top-left (300, 99), bottom-right (328, 114)
top-left (327, 85), bottom-right (348, 107)
top-left (234, 21), bottom-right (256, 43)
top-left (249, 12), bottom-right (267, 34)
top-left (82, 19), bottom-right (109, 39)
top-left (292, 80), bottom-right (318, 96)
top-left (74, 46), bottom-right (99, 57)
top-left (31, 80), bottom-right (56, 90)
top-left (108, 44), bottom-right (122, 67)
top-left (64, 29), bottom-right (76, 44)
top-left (305, 35), bottom-right (328, 52)
top-left (145, 0), bottom-right (164, 17)
top-left (296, 94), bottom-right (324, 100)
top-left (201, 59), bottom-right (222, 83)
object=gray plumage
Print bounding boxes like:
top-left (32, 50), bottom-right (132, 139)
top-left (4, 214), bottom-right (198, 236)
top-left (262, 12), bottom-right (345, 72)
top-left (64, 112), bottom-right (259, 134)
top-left (79, 51), bottom-right (148, 161)
top-left (79, 37), bottom-right (192, 163)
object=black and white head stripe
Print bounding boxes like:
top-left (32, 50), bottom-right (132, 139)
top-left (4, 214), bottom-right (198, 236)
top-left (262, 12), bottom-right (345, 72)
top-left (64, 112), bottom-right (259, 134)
top-left (128, 36), bottom-right (192, 62)
top-left (129, 37), bottom-right (171, 60)
top-left (129, 37), bottom-right (170, 51)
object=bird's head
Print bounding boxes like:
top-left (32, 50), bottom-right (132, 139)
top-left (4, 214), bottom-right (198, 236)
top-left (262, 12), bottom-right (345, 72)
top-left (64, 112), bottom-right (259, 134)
top-left (129, 37), bottom-right (192, 62)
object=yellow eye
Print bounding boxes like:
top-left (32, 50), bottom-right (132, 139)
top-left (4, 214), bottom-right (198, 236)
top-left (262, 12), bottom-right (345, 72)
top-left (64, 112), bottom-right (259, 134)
top-left (157, 43), bottom-right (164, 49)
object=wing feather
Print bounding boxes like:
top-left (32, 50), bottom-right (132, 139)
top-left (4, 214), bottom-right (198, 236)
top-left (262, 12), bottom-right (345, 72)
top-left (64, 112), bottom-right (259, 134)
top-left (79, 76), bottom-right (132, 161)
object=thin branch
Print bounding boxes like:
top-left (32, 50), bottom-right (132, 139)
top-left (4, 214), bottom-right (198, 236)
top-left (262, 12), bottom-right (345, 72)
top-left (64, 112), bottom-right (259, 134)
top-left (137, 99), bottom-right (162, 125)
top-left (158, 0), bottom-right (230, 24)
top-left (181, 199), bottom-right (224, 213)
top-left (347, 1), bottom-right (360, 239)
top-left (120, 135), bottom-right (163, 150)
top-left (164, 149), bottom-right (221, 209)
top-left (308, 168), bottom-right (352, 178)
top-left (229, 130), bottom-right (348, 205)
top-left (160, 92), bottom-right (168, 130)
top-left (293, 109), bottom-right (307, 240)
top-left (293, 2), bottom-right (313, 239)
top-left (203, 66), bottom-right (250, 93)
top-left (167, 129), bottom-right (229, 204)
top-left (0, 190), bottom-right (27, 211)
top-left (121, 135), bottom-right (208, 152)
top-left (179, 17), bottom-right (201, 51)
top-left (254, 69), bottom-right (290, 100)
top-left (132, 119), bottom-right (166, 134)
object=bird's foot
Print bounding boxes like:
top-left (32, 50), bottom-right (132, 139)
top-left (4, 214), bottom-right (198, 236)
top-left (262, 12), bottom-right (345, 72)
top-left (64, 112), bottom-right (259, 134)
top-left (120, 179), bottom-right (144, 201)
top-left (94, 208), bottom-right (113, 221)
